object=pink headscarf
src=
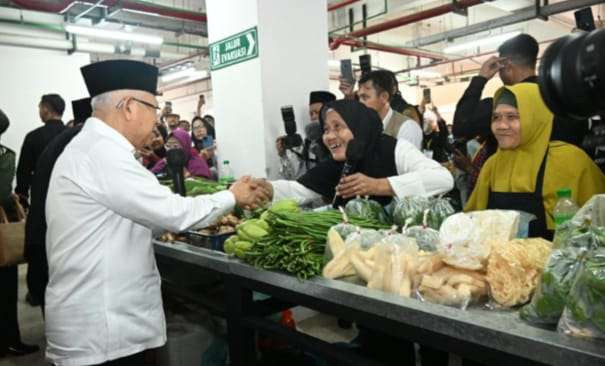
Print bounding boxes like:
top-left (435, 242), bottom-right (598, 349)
top-left (151, 128), bottom-right (211, 179)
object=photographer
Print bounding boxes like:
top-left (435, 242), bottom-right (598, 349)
top-left (277, 91), bottom-right (335, 180)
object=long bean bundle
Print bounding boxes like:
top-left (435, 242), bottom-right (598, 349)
top-left (243, 210), bottom-right (389, 279)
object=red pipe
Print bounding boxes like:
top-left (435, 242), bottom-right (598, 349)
top-left (330, 0), bottom-right (483, 50)
top-left (336, 37), bottom-right (446, 60)
top-left (328, 0), bottom-right (360, 12)
top-left (11, 0), bottom-right (207, 22)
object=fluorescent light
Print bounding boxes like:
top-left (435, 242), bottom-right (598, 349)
top-left (443, 31), bottom-right (520, 54)
top-left (161, 67), bottom-right (196, 82)
top-left (64, 24), bottom-right (163, 45)
top-left (410, 69), bottom-right (442, 79)
top-left (328, 60), bottom-right (340, 68)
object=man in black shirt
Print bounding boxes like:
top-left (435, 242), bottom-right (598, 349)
top-left (15, 94), bottom-right (67, 208)
top-left (453, 33), bottom-right (588, 148)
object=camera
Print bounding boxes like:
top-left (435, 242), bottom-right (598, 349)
top-left (280, 106), bottom-right (303, 149)
top-left (538, 28), bottom-right (605, 120)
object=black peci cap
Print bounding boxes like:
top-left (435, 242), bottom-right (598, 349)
top-left (71, 98), bottom-right (92, 125)
top-left (309, 91), bottom-right (336, 105)
top-left (81, 60), bottom-right (159, 98)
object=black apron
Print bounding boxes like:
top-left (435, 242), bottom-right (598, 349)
top-left (487, 150), bottom-right (553, 240)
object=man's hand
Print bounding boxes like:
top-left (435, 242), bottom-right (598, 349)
top-left (338, 77), bottom-right (356, 100)
top-left (230, 176), bottom-right (271, 209)
top-left (275, 137), bottom-right (286, 157)
top-left (479, 56), bottom-right (506, 80)
top-left (336, 173), bottom-right (393, 199)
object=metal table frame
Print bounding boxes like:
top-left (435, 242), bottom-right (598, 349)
top-left (154, 240), bottom-right (605, 366)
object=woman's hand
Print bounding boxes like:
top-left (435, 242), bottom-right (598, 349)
top-left (336, 173), bottom-right (393, 199)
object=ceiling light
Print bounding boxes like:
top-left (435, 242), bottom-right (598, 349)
top-left (161, 67), bottom-right (196, 82)
top-left (64, 24), bottom-right (163, 45)
top-left (443, 31), bottom-right (520, 54)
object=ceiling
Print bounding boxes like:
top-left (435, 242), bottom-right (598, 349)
top-left (0, 0), bottom-right (602, 89)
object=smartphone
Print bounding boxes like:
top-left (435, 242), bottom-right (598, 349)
top-left (423, 88), bottom-right (432, 104)
top-left (164, 101), bottom-right (172, 114)
top-left (280, 106), bottom-right (296, 135)
top-left (340, 59), bottom-right (354, 84)
top-left (199, 95), bottom-right (205, 102)
top-left (359, 54), bottom-right (372, 76)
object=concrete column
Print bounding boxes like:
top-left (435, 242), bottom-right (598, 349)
top-left (206, 0), bottom-right (329, 179)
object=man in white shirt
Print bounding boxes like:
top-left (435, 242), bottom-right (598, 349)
top-left (45, 60), bottom-right (266, 366)
top-left (357, 70), bottom-right (423, 149)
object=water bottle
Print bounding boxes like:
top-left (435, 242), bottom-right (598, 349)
top-left (219, 160), bottom-right (234, 185)
top-left (553, 188), bottom-right (579, 228)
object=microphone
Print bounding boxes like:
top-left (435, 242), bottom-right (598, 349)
top-left (166, 149), bottom-right (187, 196)
top-left (332, 139), bottom-right (364, 207)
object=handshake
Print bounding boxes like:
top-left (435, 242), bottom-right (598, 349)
top-left (228, 176), bottom-right (274, 209)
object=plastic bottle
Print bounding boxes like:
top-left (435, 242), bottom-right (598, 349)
top-left (219, 160), bottom-right (234, 185)
top-left (553, 188), bottom-right (579, 228)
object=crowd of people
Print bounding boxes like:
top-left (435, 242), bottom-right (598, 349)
top-left (0, 32), bottom-right (603, 366)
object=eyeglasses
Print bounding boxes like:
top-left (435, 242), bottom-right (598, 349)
top-left (492, 113), bottom-right (520, 123)
top-left (116, 97), bottom-right (160, 111)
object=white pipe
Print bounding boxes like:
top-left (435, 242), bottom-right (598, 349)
top-left (0, 33), bottom-right (187, 59)
top-left (0, 6), bottom-right (64, 25)
top-left (0, 23), bottom-right (65, 40)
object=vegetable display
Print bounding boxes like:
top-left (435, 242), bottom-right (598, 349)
top-left (520, 247), bottom-right (587, 324)
top-left (392, 196), bottom-right (454, 230)
top-left (558, 249), bottom-right (605, 339)
top-left (238, 203), bottom-right (389, 280)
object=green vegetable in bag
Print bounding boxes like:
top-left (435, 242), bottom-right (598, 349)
top-left (344, 196), bottom-right (388, 223)
top-left (392, 196), bottom-right (429, 227)
top-left (558, 249), bottom-right (605, 338)
top-left (426, 197), bottom-right (455, 230)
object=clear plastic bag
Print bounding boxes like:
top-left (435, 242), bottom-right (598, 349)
top-left (323, 223), bottom-right (358, 264)
top-left (558, 248), bottom-right (605, 340)
top-left (392, 196), bottom-right (430, 227)
top-left (438, 211), bottom-right (520, 270)
top-left (322, 229), bottom-right (384, 280)
top-left (426, 197), bottom-right (455, 230)
top-left (416, 265), bottom-right (488, 310)
top-left (485, 238), bottom-right (552, 308)
top-left (366, 235), bottom-right (418, 297)
top-left (520, 246), bottom-right (588, 325)
top-left (405, 226), bottom-right (440, 252)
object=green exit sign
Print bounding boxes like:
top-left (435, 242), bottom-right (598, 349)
top-left (209, 26), bottom-right (259, 71)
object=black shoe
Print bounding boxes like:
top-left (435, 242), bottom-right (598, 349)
top-left (6, 342), bottom-right (40, 356)
top-left (26, 292), bottom-right (42, 307)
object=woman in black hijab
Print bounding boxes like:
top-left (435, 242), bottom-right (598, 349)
top-left (262, 100), bottom-right (453, 207)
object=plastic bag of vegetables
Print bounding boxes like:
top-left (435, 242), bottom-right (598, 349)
top-left (558, 248), bottom-right (605, 339)
top-left (520, 247), bottom-right (588, 325)
top-left (426, 197), bottom-right (455, 230)
top-left (344, 196), bottom-right (388, 223)
top-left (323, 223), bottom-right (357, 265)
top-left (392, 196), bottom-right (429, 227)
top-left (403, 210), bottom-right (440, 252)
top-left (323, 229), bottom-right (385, 280)
top-left (367, 234), bottom-right (419, 297)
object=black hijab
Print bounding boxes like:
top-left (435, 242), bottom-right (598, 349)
top-left (297, 100), bottom-right (398, 206)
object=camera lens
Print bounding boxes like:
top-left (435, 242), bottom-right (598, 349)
top-left (539, 28), bottom-right (605, 120)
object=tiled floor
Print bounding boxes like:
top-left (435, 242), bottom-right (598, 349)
top-left (0, 265), bottom-right (47, 366)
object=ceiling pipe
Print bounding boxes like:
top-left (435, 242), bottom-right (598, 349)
top-left (11, 0), bottom-right (207, 22)
top-left (330, 0), bottom-right (484, 50)
top-left (0, 32), bottom-right (185, 58)
top-left (328, 0), bottom-right (361, 12)
top-left (334, 37), bottom-right (447, 60)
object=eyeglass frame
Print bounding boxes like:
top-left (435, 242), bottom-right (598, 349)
top-left (116, 97), bottom-right (161, 112)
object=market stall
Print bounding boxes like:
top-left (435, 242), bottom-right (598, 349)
top-left (153, 196), bottom-right (605, 366)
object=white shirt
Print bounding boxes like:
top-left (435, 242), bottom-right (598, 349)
top-left (45, 117), bottom-right (235, 366)
top-left (382, 107), bottom-right (423, 150)
top-left (272, 139), bottom-right (453, 206)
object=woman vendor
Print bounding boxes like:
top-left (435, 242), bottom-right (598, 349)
top-left (151, 128), bottom-right (212, 179)
top-left (465, 83), bottom-right (605, 239)
top-left (260, 100), bottom-right (454, 206)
